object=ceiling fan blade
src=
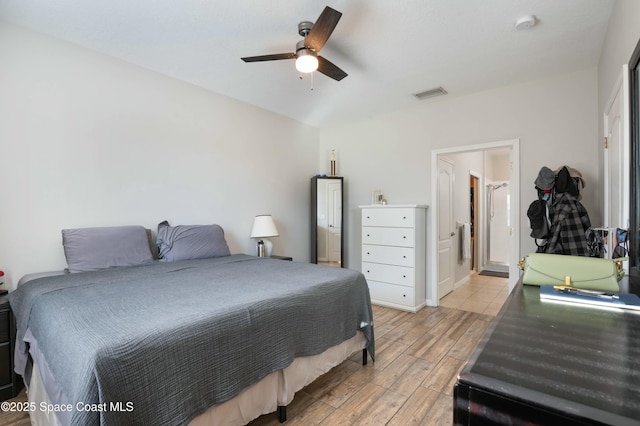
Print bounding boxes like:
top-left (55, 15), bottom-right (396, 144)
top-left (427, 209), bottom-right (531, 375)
top-left (241, 53), bottom-right (296, 62)
top-left (305, 6), bottom-right (342, 52)
top-left (317, 56), bottom-right (347, 81)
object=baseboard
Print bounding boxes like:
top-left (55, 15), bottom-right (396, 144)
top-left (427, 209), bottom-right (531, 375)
top-left (455, 275), bottom-right (470, 289)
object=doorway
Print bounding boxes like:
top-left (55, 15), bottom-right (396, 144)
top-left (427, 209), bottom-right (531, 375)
top-left (470, 174), bottom-right (480, 272)
top-left (485, 180), bottom-right (510, 273)
top-left (429, 139), bottom-right (520, 306)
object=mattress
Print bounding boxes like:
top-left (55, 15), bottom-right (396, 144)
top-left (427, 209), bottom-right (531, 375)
top-left (26, 332), bottom-right (367, 426)
top-left (11, 255), bottom-right (375, 425)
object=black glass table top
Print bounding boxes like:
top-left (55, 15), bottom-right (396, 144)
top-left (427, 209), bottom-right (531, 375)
top-left (458, 282), bottom-right (640, 424)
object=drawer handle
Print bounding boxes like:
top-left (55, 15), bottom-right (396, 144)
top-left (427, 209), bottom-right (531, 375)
top-left (403, 216), bottom-right (407, 219)
top-left (403, 255), bottom-right (407, 259)
top-left (403, 275), bottom-right (407, 278)
top-left (403, 294), bottom-right (406, 298)
top-left (367, 234), bottom-right (370, 237)
top-left (367, 270), bottom-right (370, 273)
top-left (367, 252), bottom-right (370, 255)
top-left (403, 236), bottom-right (407, 239)
top-left (367, 216), bottom-right (370, 219)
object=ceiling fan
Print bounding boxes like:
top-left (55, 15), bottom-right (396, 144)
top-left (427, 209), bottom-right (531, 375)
top-left (241, 6), bottom-right (347, 81)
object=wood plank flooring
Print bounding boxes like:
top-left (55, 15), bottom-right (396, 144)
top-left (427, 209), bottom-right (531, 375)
top-left (0, 274), bottom-right (507, 425)
top-left (248, 304), bottom-right (495, 426)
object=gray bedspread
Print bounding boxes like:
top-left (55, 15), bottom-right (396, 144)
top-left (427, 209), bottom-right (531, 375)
top-left (10, 255), bottom-right (375, 425)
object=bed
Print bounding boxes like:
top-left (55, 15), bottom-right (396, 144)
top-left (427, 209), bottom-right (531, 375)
top-left (9, 225), bottom-right (375, 425)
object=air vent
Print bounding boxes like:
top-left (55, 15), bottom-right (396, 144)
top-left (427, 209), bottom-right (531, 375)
top-left (413, 87), bottom-right (448, 100)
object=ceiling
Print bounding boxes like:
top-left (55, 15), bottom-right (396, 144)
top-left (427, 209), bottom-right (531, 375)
top-left (0, 0), bottom-right (615, 128)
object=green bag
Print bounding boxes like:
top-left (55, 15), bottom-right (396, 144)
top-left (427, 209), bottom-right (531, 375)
top-left (519, 253), bottom-right (624, 292)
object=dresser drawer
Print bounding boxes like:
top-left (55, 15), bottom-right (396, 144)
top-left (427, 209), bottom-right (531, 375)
top-left (0, 342), bottom-right (10, 386)
top-left (362, 226), bottom-right (414, 247)
top-left (362, 208), bottom-right (415, 228)
top-left (362, 245), bottom-right (414, 267)
top-left (0, 310), bottom-right (9, 343)
top-left (362, 262), bottom-right (414, 287)
top-left (368, 281), bottom-right (415, 308)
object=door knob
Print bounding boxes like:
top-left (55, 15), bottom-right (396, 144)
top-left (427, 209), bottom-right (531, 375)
top-left (450, 232), bottom-right (455, 237)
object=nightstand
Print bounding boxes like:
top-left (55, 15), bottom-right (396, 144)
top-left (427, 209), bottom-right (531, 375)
top-left (270, 255), bottom-right (293, 261)
top-left (0, 294), bottom-right (22, 401)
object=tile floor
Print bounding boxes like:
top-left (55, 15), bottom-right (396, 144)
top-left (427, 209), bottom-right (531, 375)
top-left (439, 271), bottom-right (510, 316)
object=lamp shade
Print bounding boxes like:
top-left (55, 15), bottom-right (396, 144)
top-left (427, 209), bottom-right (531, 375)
top-left (250, 215), bottom-right (279, 238)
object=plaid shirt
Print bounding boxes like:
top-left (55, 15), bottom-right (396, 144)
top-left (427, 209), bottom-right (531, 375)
top-left (546, 192), bottom-right (591, 255)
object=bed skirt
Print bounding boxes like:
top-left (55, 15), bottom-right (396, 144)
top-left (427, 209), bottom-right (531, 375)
top-left (26, 331), bottom-right (367, 426)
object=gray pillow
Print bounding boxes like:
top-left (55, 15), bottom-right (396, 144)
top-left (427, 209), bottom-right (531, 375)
top-left (62, 226), bottom-right (154, 273)
top-left (156, 221), bottom-right (231, 262)
top-left (145, 228), bottom-right (160, 259)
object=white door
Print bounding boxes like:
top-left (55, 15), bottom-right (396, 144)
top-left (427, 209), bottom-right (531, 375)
top-left (438, 158), bottom-right (455, 298)
top-left (604, 72), bottom-right (629, 230)
top-left (328, 182), bottom-right (342, 263)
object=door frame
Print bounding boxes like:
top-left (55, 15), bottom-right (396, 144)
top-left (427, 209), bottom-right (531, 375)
top-left (469, 170), bottom-right (482, 273)
top-left (603, 65), bottom-right (630, 229)
top-left (429, 139), bottom-right (520, 306)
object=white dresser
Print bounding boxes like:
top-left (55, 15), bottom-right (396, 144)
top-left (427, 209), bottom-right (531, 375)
top-left (360, 205), bottom-right (427, 313)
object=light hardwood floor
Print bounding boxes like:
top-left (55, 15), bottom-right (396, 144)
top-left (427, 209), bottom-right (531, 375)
top-left (248, 273), bottom-right (508, 425)
top-left (0, 273), bottom-right (508, 426)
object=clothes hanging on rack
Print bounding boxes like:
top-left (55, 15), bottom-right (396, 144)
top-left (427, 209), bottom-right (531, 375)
top-left (527, 165), bottom-right (591, 255)
top-left (546, 191), bottom-right (591, 255)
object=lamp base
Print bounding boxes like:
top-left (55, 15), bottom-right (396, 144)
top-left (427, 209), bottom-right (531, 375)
top-left (263, 238), bottom-right (273, 257)
top-left (255, 239), bottom-right (274, 257)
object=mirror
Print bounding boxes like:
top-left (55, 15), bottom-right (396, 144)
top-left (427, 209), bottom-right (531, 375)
top-left (629, 37), bottom-right (640, 282)
top-left (311, 176), bottom-right (344, 267)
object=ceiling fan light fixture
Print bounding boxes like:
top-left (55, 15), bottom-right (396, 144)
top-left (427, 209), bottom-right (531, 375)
top-left (295, 49), bottom-right (319, 73)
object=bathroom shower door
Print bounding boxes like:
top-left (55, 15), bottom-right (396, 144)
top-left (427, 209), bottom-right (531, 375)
top-left (486, 181), bottom-right (510, 272)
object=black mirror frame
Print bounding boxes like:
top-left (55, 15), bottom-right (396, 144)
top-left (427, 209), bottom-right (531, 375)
top-left (629, 38), bottom-right (640, 273)
top-left (310, 175), bottom-right (344, 267)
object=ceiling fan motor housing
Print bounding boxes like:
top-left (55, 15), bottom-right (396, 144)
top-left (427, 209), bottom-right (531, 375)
top-left (296, 39), bottom-right (316, 56)
top-left (298, 21), bottom-right (314, 37)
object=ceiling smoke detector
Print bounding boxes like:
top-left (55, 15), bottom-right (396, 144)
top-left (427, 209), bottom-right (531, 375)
top-left (515, 15), bottom-right (537, 30)
top-left (414, 87), bottom-right (448, 100)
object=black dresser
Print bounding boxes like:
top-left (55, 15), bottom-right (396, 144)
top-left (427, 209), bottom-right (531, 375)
top-left (454, 281), bottom-right (640, 425)
top-left (0, 294), bottom-right (22, 401)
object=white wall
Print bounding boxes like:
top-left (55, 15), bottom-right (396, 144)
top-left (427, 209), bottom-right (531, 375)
top-left (320, 69), bottom-right (599, 286)
top-left (0, 22), bottom-right (319, 290)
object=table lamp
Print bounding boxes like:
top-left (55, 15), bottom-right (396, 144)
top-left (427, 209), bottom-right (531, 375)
top-left (250, 215), bottom-right (279, 257)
